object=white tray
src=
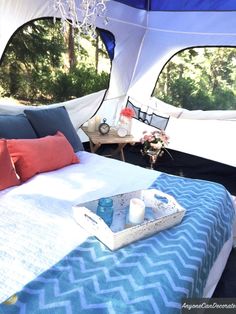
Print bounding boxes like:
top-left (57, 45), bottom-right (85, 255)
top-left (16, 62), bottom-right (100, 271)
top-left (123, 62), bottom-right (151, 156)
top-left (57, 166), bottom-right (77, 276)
top-left (73, 189), bottom-right (185, 251)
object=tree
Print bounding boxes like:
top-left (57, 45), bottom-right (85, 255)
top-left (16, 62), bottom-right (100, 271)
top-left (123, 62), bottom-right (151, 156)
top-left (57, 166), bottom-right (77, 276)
top-left (67, 24), bottom-right (76, 71)
top-left (154, 47), bottom-right (236, 110)
top-left (0, 19), bottom-right (65, 102)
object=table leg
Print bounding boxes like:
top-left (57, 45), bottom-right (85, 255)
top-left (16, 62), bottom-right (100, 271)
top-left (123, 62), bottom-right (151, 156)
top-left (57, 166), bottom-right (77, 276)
top-left (89, 141), bottom-right (101, 153)
top-left (113, 143), bottom-right (126, 161)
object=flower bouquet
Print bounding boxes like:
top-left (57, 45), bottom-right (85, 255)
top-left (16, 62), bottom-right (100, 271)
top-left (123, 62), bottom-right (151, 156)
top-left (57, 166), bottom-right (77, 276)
top-left (117, 107), bottom-right (135, 136)
top-left (140, 130), bottom-right (170, 169)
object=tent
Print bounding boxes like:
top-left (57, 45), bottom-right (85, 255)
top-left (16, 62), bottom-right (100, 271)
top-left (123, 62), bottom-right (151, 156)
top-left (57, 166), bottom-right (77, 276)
top-left (0, 0), bottom-right (236, 166)
top-left (0, 2), bottom-right (236, 308)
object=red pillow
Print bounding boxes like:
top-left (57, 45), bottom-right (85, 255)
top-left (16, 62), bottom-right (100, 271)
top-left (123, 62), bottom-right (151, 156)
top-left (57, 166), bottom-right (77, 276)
top-left (7, 131), bottom-right (80, 182)
top-left (0, 139), bottom-right (20, 190)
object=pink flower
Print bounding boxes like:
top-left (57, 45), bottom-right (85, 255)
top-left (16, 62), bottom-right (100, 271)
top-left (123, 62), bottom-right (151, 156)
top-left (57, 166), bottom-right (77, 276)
top-left (160, 132), bottom-right (169, 145)
top-left (148, 135), bottom-right (155, 142)
top-left (141, 129), bottom-right (169, 154)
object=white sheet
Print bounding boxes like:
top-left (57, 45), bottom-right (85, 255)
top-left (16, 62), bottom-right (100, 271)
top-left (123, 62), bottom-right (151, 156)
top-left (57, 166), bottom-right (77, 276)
top-left (0, 152), bottom-right (159, 303)
top-left (203, 235), bottom-right (233, 298)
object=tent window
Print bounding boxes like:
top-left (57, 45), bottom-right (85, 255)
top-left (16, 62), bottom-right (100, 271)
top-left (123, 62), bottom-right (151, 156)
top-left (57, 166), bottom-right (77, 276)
top-left (0, 18), bottom-right (111, 105)
top-left (153, 47), bottom-right (236, 111)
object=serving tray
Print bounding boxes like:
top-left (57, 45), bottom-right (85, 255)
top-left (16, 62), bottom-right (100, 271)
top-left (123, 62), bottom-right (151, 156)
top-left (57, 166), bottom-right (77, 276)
top-left (73, 189), bottom-right (185, 251)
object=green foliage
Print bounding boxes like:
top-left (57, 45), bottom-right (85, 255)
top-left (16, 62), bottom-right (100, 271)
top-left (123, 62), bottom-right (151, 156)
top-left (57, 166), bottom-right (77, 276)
top-left (0, 19), bottom-right (65, 102)
top-left (154, 47), bottom-right (236, 110)
top-left (213, 86), bottom-right (236, 110)
top-left (50, 66), bottom-right (109, 101)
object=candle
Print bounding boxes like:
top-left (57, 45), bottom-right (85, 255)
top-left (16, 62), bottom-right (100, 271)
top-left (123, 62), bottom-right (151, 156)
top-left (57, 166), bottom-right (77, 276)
top-left (95, 115), bottom-right (101, 130)
top-left (88, 117), bottom-right (96, 132)
top-left (128, 198), bottom-right (145, 224)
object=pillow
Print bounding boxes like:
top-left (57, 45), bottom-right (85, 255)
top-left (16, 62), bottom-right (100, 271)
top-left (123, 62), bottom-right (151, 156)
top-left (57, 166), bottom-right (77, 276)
top-left (0, 114), bottom-right (37, 139)
top-left (24, 107), bottom-right (84, 152)
top-left (0, 140), bottom-right (20, 190)
top-left (7, 131), bottom-right (79, 182)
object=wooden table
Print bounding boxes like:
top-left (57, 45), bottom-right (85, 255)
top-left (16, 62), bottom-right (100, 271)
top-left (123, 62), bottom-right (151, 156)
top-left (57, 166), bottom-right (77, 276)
top-left (82, 126), bottom-right (139, 161)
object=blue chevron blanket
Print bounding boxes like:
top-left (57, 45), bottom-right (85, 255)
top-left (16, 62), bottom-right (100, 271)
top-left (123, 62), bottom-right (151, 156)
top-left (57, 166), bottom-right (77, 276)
top-left (1, 173), bottom-right (235, 314)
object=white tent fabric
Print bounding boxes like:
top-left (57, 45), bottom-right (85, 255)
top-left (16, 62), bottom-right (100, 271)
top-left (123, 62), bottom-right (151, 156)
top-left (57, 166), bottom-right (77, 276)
top-left (128, 11), bottom-right (236, 102)
top-left (0, 90), bottom-right (106, 130)
top-left (137, 96), bottom-right (236, 121)
top-left (128, 97), bottom-right (236, 167)
top-left (167, 117), bottom-right (236, 168)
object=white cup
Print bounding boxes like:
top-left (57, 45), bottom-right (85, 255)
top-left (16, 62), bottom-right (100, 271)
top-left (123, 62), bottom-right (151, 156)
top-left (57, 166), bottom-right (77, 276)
top-left (129, 198), bottom-right (145, 224)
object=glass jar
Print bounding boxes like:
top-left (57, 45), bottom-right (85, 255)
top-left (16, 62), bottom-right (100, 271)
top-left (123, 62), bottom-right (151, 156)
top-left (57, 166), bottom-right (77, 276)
top-left (96, 197), bottom-right (114, 227)
top-left (118, 115), bottom-right (132, 135)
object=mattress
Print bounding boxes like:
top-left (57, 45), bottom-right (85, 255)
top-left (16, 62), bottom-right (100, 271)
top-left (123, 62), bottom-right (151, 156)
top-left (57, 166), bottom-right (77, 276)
top-left (0, 152), bottom-right (235, 312)
top-left (0, 151), bottom-right (159, 303)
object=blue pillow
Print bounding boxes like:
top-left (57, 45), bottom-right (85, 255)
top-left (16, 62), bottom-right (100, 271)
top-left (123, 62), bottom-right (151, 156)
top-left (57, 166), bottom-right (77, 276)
top-left (24, 107), bottom-right (84, 152)
top-left (0, 114), bottom-right (37, 139)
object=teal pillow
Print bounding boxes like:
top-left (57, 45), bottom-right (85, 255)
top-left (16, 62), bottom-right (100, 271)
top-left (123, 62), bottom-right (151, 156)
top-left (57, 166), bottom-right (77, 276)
top-left (24, 107), bottom-right (84, 152)
top-left (0, 114), bottom-right (37, 139)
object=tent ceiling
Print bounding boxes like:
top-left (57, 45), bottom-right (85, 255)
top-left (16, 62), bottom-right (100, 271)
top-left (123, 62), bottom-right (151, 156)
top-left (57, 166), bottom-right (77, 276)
top-left (113, 0), bottom-right (236, 11)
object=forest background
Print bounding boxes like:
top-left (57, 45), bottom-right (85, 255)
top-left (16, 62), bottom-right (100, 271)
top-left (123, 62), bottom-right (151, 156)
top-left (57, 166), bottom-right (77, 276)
top-left (0, 19), bottom-right (236, 110)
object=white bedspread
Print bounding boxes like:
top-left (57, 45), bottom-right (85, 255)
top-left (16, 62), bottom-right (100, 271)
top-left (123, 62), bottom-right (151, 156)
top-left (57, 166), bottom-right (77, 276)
top-left (0, 152), bottom-right (159, 303)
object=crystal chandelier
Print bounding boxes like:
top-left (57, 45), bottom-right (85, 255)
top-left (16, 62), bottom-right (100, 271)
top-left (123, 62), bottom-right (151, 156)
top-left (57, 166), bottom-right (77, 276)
top-left (53, 0), bottom-right (108, 38)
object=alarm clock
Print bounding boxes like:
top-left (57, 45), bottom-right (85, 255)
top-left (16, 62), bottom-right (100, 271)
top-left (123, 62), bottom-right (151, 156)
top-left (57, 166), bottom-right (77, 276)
top-left (98, 118), bottom-right (110, 135)
top-left (117, 126), bottom-right (128, 137)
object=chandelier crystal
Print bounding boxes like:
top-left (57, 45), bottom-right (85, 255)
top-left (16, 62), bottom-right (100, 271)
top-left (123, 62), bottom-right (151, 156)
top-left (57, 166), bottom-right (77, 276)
top-left (53, 0), bottom-right (108, 38)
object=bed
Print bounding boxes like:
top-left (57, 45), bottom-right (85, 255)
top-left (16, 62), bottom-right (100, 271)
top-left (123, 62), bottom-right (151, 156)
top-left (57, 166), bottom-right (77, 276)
top-left (0, 150), bottom-right (235, 313)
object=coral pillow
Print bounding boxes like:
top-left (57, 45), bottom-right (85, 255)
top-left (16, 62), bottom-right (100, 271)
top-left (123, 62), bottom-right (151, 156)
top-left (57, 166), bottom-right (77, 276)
top-left (0, 140), bottom-right (20, 190)
top-left (7, 131), bottom-right (80, 182)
